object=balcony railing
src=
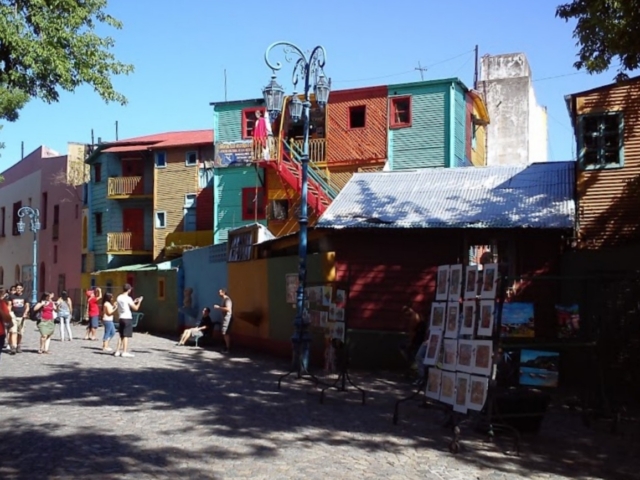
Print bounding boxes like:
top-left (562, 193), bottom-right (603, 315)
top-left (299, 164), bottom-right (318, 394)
top-left (164, 230), bottom-right (214, 257)
top-left (107, 176), bottom-right (148, 198)
top-left (290, 138), bottom-right (326, 164)
top-left (107, 232), bottom-right (149, 254)
top-left (251, 138), bottom-right (279, 162)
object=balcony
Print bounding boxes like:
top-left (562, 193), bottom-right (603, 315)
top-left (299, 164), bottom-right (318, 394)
top-left (164, 230), bottom-right (214, 257)
top-left (107, 232), bottom-right (151, 255)
top-left (107, 177), bottom-right (152, 199)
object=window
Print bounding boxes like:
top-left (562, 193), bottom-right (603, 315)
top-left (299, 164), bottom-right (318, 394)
top-left (94, 212), bottom-right (103, 235)
top-left (185, 151), bottom-right (198, 166)
top-left (1, 206), bottom-right (5, 237)
top-left (75, 204), bottom-right (79, 219)
top-left (242, 107), bottom-right (265, 139)
top-left (242, 187), bottom-right (266, 220)
top-left (184, 193), bottom-right (197, 208)
top-left (155, 151), bottom-right (167, 168)
top-left (53, 245), bottom-right (58, 264)
top-left (579, 113), bottom-right (624, 169)
top-left (269, 199), bottom-right (289, 221)
top-left (158, 277), bottom-right (166, 301)
top-left (155, 211), bottom-right (167, 228)
top-left (12, 201), bottom-right (21, 236)
top-left (0, 267), bottom-right (3, 285)
top-left (82, 216), bottom-right (88, 250)
top-left (349, 105), bottom-right (366, 129)
top-left (94, 163), bottom-right (102, 182)
top-left (52, 204), bottom-right (60, 240)
top-left (390, 96), bottom-right (412, 128)
top-left (41, 192), bottom-right (48, 229)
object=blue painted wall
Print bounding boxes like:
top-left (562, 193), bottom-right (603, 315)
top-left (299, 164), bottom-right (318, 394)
top-left (213, 166), bottom-right (267, 244)
top-left (182, 243), bottom-right (228, 327)
top-left (387, 78), bottom-right (470, 170)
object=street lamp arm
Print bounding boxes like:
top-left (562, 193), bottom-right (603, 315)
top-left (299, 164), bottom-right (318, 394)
top-left (17, 206), bottom-right (40, 220)
top-left (264, 41), bottom-right (309, 73)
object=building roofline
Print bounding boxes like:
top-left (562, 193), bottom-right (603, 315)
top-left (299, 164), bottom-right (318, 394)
top-left (566, 75), bottom-right (640, 99)
top-left (209, 98), bottom-right (264, 108)
top-left (388, 77), bottom-right (469, 91)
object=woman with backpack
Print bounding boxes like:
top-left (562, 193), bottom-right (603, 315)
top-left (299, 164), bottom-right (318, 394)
top-left (33, 292), bottom-right (57, 354)
top-left (56, 291), bottom-right (73, 341)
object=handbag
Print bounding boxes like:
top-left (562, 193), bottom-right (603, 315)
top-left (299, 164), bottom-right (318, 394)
top-left (54, 317), bottom-right (61, 325)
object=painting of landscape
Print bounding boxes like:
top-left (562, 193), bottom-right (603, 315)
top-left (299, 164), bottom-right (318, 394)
top-left (501, 302), bottom-right (535, 338)
top-left (519, 349), bottom-right (559, 388)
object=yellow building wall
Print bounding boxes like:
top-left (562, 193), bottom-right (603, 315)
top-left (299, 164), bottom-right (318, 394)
top-left (227, 258), bottom-right (270, 339)
top-left (91, 271), bottom-right (128, 291)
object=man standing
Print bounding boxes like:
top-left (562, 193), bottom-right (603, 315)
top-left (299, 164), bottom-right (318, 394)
top-left (8, 283), bottom-right (29, 355)
top-left (213, 288), bottom-right (233, 354)
top-left (113, 284), bottom-right (142, 358)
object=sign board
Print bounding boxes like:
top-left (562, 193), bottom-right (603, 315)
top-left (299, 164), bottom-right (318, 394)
top-left (214, 141), bottom-right (253, 167)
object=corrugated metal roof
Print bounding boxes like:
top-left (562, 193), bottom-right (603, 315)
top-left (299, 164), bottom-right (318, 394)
top-left (317, 162), bottom-right (575, 230)
top-left (101, 130), bottom-right (213, 153)
top-left (91, 259), bottom-right (181, 274)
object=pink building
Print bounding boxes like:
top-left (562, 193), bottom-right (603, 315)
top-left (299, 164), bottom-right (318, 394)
top-left (0, 144), bottom-right (86, 301)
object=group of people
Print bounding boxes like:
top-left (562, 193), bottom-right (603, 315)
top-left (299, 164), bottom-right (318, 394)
top-left (0, 283), bottom-right (234, 362)
top-left (0, 282), bottom-right (142, 359)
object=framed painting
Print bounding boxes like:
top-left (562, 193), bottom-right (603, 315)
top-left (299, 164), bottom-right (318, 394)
top-left (444, 302), bottom-right (460, 339)
top-left (454, 373), bottom-right (470, 413)
top-left (435, 265), bottom-right (450, 301)
top-left (439, 370), bottom-right (456, 405)
top-left (430, 302), bottom-right (446, 330)
top-left (448, 264), bottom-right (463, 301)
top-left (456, 339), bottom-right (475, 373)
top-left (519, 349), bottom-right (560, 388)
top-left (480, 263), bottom-right (499, 299)
top-left (460, 300), bottom-right (476, 336)
top-left (464, 265), bottom-right (479, 299)
top-left (442, 339), bottom-right (458, 371)
top-left (422, 328), bottom-right (443, 366)
top-left (425, 367), bottom-right (442, 400)
top-left (472, 340), bottom-right (493, 376)
top-left (477, 300), bottom-right (495, 337)
top-left (467, 375), bottom-right (489, 411)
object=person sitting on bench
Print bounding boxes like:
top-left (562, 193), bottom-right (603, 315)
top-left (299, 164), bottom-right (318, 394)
top-left (177, 307), bottom-right (213, 346)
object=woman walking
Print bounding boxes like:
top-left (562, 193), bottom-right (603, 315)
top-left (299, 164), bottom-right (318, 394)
top-left (34, 292), bottom-right (57, 354)
top-left (57, 290), bottom-right (73, 341)
top-left (101, 292), bottom-right (117, 352)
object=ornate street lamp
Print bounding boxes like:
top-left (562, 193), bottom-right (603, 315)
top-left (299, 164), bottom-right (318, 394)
top-left (16, 207), bottom-right (41, 304)
top-left (264, 41), bottom-right (330, 387)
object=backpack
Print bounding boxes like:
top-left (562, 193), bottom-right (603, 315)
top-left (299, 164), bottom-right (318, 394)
top-left (29, 306), bottom-right (42, 322)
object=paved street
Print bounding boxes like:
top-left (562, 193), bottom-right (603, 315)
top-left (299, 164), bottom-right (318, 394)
top-left (0, 325), bottom-right (638, 480)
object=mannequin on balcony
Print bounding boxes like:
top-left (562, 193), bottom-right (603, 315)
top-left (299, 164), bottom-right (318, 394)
top-left (253, 110), bottom-right (273, 160)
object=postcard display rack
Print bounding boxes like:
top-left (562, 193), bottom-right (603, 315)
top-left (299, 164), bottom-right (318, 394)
top-left (393, 263), bottom-right (521, 454)
top-left (304, 282), bottom-right (366, 405)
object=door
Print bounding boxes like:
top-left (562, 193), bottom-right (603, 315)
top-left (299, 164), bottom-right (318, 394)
top-left (123, 208), bottom-right (144, 251)
top-left (122, 159), bottom-right (144, 195)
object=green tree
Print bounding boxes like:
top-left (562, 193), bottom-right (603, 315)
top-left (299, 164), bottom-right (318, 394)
top-left (0, 0), bottom-right (133, 122)
top-left (557, 0), bottom-right (640, 80)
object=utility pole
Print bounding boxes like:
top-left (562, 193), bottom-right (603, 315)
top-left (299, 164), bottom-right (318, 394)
top-left (473, 44), bottom-right (479, 89)
top-left (415, 61), bottom-right (428, 81)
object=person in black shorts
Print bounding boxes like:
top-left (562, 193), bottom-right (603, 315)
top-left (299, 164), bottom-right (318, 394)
top-left (213, 288), bottom-right (233, 354)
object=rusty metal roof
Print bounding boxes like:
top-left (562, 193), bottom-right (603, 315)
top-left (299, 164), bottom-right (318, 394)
top-left (317, 162), bottom-right (575, 230)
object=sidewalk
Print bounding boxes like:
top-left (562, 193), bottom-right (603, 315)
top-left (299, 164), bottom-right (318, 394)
top-left (0, 324), bottom-right (637, 480)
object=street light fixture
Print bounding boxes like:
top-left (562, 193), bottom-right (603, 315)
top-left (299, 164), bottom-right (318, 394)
top-left (16, 207), bottom-right (41, 305)
top-left (263, 41), bottom-right (330, 386)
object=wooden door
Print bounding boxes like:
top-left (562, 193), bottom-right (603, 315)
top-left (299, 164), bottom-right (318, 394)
top-left (122, 159), bottom-right (144, 195)
top-left (123, 208), bottom-right (144, 251)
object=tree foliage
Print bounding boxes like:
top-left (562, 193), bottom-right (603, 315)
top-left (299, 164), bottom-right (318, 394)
top-left (0, 0), bottom-right (133, 122)
top-left (557, 0), bottom-right (640, 80)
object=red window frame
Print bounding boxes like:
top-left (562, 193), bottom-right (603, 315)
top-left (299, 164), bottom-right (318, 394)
top-left (241, 187), bottom-right (266, 220)
top-left (389, 96), bottom-right (412, 129)
top-left (348, 105), bottom-right (367, 129)
top-left (242, 107), bottom-right (266, 139)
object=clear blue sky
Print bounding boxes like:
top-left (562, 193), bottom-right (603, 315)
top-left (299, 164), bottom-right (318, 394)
top-left (0, 0), bottom-right (626, 170)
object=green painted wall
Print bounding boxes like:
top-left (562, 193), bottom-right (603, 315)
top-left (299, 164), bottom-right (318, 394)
top-left (213, 166), bottom-right (267, 244)
top-left (454, 84), bottom-right (468, 167)
top-left (133, 270), bottom-right (178, 334)
top-left (213, 100), bottom-right (262, 143)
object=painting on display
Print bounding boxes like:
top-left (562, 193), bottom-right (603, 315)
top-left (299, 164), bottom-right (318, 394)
top-left (439, 371), bottom-right (456, 405)
top-left (501, 302), bottom-right (535, 338)
top-left (464, 265), bottom-right (479, 299)
top-left (480, 263), bottom-right (498, 299)
top-left (335, 289), bottom-right (347, 306)
top-left (430, 302), bottom-right (446, 330)
top-left (472, 340), bottom-right (493, 376)
top-left (448, 264), bottom-right (463, 301)
top-left (334, 307), bottom-right (345, 322)
top-left (286, 274), bottom-right (299, 304)
top-left (320, 311), bottom-right (329, 328)
top-left (477, 300), bottom-right (495, 337)
top-left (331, 321), bottom-right (345, 342)
top-left (442, 339), bottom-right (458, 371)
top-left (306, 287), bottom-right (321, 306)
top-left (454, 373), bottom-right (470, 413)
top-left (460, 300), bottom-right (476, 336)
top-left (425, 367), bottom-right (442, 400)
top-left (467, 375), bottom-right (489, 411)
top-left (444, 303), bottom-right (460, 339)
top-left (435, 265), bottom-right (450, 301)
top-left (423, 328), bottom-right (443, 366)
top-left (321, 286), bottom-right (332, 307)
top-left (556, 304), bottom-right (580, 339)
top-left (519, 349), bottom-right (559, 388)
top-left (456, 339), bottom-right (475, 374)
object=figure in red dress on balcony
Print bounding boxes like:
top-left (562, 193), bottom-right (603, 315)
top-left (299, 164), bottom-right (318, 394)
top-left (253, 110), bottom-right (272, 160)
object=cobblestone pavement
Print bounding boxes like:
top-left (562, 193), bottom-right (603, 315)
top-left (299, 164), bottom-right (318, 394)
top-left (0, 325), bottom-right (638, 480)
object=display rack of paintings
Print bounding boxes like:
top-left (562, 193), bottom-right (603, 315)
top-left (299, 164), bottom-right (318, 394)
top-left (435, 265), bottom-right (450, 301)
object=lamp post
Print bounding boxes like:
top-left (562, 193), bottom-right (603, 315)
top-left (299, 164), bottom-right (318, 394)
top-left (17, 207), bottom-right (41, 305)
top-left (263, 42), bottom-right (330, 384)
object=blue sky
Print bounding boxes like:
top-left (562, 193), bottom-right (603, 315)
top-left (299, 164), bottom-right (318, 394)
top-left (0, 0), bottom-right (625, 170)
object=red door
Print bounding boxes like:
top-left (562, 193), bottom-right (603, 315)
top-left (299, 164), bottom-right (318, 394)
top-left (122, 160), bottom-right (144, 195)
top-left (123, 208), bottom-right (144, 251)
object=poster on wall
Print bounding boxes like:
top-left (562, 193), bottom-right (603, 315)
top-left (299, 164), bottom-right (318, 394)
top-left (214, 141), bottom-right (253, 167)
top-left (425, 367), bottom-right (443, 400)
top-left (467, 375), bottom-right (489, 411)
top-left (464, 265), bottom-right (479, 299)
top-left (435, 265), bottom-right (450, 301)
top-left (460, 300), bottom-right (476, 336)
top-left (286, 274), bottom-right (299, 304)
top-left (480, 263), bottom-right (499, 299)
top-left (448, 264), bottom-right (463, 301)
top-left (477, 300), bottom-right (495, 337)
top-left (430, 302), bottom-right (446, 330)
top-left (444, 303), bottom-right (460, 339)
top-left (454, 373), bottom-right (470, 413)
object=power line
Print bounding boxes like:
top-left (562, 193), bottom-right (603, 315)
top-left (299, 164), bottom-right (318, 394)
top-left (533, 72), bottom-right (582, 82)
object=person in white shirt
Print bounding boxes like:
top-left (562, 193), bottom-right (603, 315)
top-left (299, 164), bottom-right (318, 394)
top-left (113, 283), bottom-right (142, 358)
